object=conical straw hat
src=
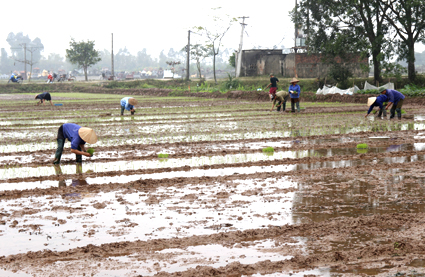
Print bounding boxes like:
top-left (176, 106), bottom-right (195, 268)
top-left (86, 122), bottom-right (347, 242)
top-left (289, 77), bottom-right (299, 83)
top-left (367, 97), bottom-right (377, 107)
top-left (78, 128), bottom-right (98, 144)
top-left (128, 98), bottom-right (138, 105)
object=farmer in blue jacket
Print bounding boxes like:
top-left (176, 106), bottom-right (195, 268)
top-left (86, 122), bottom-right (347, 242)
top-left (120, 97), bottom-right (138, 115)
top-left (289, 77), bottom-right (301, 113)
top-left (379, 87), bottom-right (406, 120)
top-left (53, 123), bottom-right (97, 164)
top-left (365, 95), bottom-right (388, 118)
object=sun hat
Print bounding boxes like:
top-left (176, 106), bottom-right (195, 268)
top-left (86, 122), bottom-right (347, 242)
top-left (289, 77), bottom-right (300, 83)
top-left (78, 128), bottom-right (98, 144)
top-left (367, 97), bottom-right (377, 107)
top-left (269, 73), bottom-right (274, 76)
top-left (378, 87), bottom-right (386, 93)
top-left (128, 98), bottom-right (138, 105)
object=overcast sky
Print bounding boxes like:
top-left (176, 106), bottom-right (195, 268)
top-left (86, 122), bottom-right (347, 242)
top-left (0, 0), bottom-right (297, 59)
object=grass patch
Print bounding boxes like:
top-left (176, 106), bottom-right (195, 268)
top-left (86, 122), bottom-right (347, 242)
top-left (262, 147), bottom-right (275, 153)
top-left (356, 143), bottom-right (369, 149)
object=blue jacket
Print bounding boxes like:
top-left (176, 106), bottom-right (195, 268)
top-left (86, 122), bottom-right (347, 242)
top-left (62, 123), bottom-right (86, 150)
top-left (367, 95), bottom-right (388, 114)
top-left (385, 89), bottom-right (405, 106)
top-left (120, 97), bottom-right (134, 111)
top-left (289, 84), bottom-right (301, 98)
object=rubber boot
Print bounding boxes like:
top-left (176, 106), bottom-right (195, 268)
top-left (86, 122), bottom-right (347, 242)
top-left (276, 101), bottom-right (282, 112)
top-left (390, 108), bottom-right (396, 119)
top-left (396, 108), bottom-right (402, 120)
top-left (53, 139), bottom-right (65, 164)
top-left (296, 102), bottom-right (300, 112)
top-left (76, 146), bottom-right (83, 163)
top-left (121, 106), bottom-right (125, 115)
top-left (291, 102), bottom-right (295, 113)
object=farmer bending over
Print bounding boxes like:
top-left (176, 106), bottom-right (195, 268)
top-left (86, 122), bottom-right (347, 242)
top-left (35, 92), bottom-right (54, 106)
top-left (379, 87), bottom-right (405, 120)
top-left (53, 123), bottom-right (97, 164)
top-left (270, 90), bottom-right (290, 112)
top-left (120, 97), bottom-right (138, 115)
top-left (365, 95), bottom-right (388, 118)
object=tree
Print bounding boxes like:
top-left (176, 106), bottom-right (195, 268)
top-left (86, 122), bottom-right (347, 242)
top-left (0, 48), bottom-right (13, 74)
top-left (187, 44), bottom-right (211, 79)
top-left (229, 52), bottom-right (236, 68)
top-left (66, 39), bottom-right (101, 81)
top-left (296, 0), bottom-right (390, 83)
top-left (194, 8), bottom-right (237, 83)
top-left (380, 0), bottom-right (425, 82)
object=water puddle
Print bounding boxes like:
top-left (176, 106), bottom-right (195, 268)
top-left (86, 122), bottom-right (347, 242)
top-left (1, 144), bottom-right (423, 181)
top-left (0, 177), bottom-right (297, 255)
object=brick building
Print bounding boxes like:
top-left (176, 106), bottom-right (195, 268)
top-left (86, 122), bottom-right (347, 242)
top-left (235, 49), bottom-right (368, 78)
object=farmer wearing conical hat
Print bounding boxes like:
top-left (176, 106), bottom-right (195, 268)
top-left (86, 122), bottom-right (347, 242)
top-left (265, 73), bottom-right (279, 101)
top-left (35, 92), bottom-right (54, 106)
top-left (53, 123), bottom-right (98, 164)
top-left (120, 97), bottom-right (138, 115)
top-left (378, 87), bottom-right (405, 120)
top-left (365, 94), bottom-right (388, 118)
top-left (289, 77), bottom-right (301, 113)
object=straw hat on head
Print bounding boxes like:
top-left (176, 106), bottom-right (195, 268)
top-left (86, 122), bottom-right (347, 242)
top-left (290, 77), bottom-right (300, 83)
top-left (128, 98), bottom-right (138, 105)
top-left (367, 97), bottom-right (377, 107)
top-left (78, 128), bottom-right (98, 144)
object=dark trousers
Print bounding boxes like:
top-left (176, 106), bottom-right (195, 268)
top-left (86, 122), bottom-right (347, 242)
top-left (377, 108), bottom-right (387, 117)
top-left (121, 106), bottom-right (125, 115)
top-left (53, 125), bottom-right (82, 164)
top-left (291, 98), bottom-right (300, 112)
top-left (390, 99), bottom-right (404, 119)
top-left (276, 95), bottom-right (289, 111)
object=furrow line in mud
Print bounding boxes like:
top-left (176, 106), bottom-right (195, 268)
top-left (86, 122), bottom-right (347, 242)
top-left (1, 212), bottom-right (423, 271)
top-left (2, 157), bottom-right (425, 200)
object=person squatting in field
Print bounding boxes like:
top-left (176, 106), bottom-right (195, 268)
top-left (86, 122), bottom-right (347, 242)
top-left (35, 92), bottom-right (54, 106)
top-left (53, 123), bottom-right (97, 164)
top-left (265, 73), bottom-right (279, 101)
top-left (270, 90), bottom-right (290, 112)
top-left (379, 87), bottom-right (406, 120)
top-left (120, 97), bottom-right (138, 115)
top-left (289, 78), bottom-right (301, 113)
top-left (365, 94), bottom-right (388, 118)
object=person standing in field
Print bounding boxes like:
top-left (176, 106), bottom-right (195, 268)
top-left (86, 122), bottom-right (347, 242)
top-left (270, 90), bottom-right (290, 112)
top-left (265, 73), bottom-right (279, 101)
top-left (289, 78), bottom-right (301, 113)
top-left (53, 123), bottom-right (97, 164)
top-left (364, 94), bottom-right (388, 118)
top-left (120, 97), bottom-right (137, 115)
top-left (379, 87), bottom-right (405, 120)
top-left (35, 92), bottom-right (54, 106)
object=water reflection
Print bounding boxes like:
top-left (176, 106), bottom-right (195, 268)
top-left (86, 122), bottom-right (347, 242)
top-left (53, 164), bottom-right (89, 198)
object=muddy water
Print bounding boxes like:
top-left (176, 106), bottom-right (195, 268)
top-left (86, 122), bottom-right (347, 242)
top-left (0, 177), bottom-right (297, 256)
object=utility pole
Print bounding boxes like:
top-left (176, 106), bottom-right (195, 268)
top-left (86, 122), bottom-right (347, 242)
top-left (236, 16), bottom-right (248, 78)
top-left (111, 33), bottom-right (114, 80)
top-left (23, 43), bottom-right (27, 80)
top-left (294, 0), bottom-right (298, 78)
top-left (186, 30), bottom-right (190, 81)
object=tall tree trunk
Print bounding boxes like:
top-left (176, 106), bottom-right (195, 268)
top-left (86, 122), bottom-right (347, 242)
top-left (372, 50), bottom-right (382, 85)
top-left (196, 59), bottom-right (202, 79)
top-left (407, 37), bottom-right (416, 82)
top-left (213, 45), bottom-right (217, 84)
top-left (84, 66), bottom-right (88, 81)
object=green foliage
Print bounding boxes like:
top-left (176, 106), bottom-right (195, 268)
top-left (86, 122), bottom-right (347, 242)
top-left (158, 153), bottom-right (169, 158)
top-left (262, 147), bottom-right (275, 153)
top-left (66, 39), bottom-right (101, 81)
top-left (229, 52), bottom-right (236, 68)
top-left (381, 61), bottom-right (407, 82)
top-left (356, 89), bottom-right (379, 95)
top-left (356, 143), bottom-right (368, 149)
top-left (399, 84), bottom-right (425, 96)
top-left (327, 63), bottom-right (353, 89)
top-left (222, 73), bottom-right (241, 90)
top-left (87, 148), bottom-right (95, 155)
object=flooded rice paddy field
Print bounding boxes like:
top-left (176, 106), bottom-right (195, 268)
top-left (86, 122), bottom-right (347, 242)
top-left (2, 92), bottom-right (425, 276)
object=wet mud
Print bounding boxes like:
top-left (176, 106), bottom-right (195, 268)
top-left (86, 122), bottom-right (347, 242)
top-left (1, 93), bottom-right (425, 276)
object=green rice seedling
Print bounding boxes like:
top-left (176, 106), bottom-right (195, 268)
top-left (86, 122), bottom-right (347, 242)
top-left (87, 148), bottom-right (95, 155)
top-left (262, 147), bottom-right (274, 153)
top-left (158, 153), bottom-right (169, 158)
top-left (356, 143), bottom-right (368, 149)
